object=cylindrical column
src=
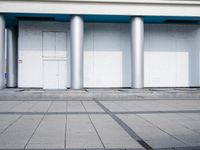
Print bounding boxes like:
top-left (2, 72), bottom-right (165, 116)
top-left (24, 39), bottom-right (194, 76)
top-left (0, 14), bottom-right (5, 89)
top-left (70, 15), bottom-right (84, 89)
top-left (131, 17), bottom-right (144, 88)
top-left (7, 28), bottom-right (18, 88)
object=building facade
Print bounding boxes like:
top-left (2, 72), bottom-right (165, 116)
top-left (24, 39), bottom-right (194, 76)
top-left (1, 0), bottom-right (200, 89)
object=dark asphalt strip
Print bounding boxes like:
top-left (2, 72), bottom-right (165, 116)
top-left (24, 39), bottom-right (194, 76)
top-left (94, 100), bottom-right (154, 150)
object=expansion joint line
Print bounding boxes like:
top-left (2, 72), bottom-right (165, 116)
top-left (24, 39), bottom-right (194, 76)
top-left (81, 101), bottom-right (106, 149)
top-left (94, 100), bottom-right (153, 150)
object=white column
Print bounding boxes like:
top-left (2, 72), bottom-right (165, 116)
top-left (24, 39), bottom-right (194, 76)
top-left (131, 17), bottom-right (144, 88)
top-left (0, 14), bottom-right (5, 89)
top-left (70, 15), bottom-right (84, 89)
top-left (7, 28), bottom-right (18, 88)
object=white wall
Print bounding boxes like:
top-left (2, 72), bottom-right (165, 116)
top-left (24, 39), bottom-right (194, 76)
top-left (19, 21), bottom-right (200, 88)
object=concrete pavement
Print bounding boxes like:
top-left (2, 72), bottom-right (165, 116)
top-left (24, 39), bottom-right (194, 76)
top-left (0, 88), bottom-right (200, 150)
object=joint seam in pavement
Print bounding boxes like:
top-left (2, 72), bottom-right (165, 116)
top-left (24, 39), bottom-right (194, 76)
top-left (0, 115), bottom-right (23, 135)
top-left (81, 101), bottom-right (106, 149)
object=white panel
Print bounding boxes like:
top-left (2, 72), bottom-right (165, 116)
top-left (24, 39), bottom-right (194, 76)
top-left (58, 61), bottom-right (67, 89)
top-left (43, 60), bottom-right (58, 89)
top-left (56, 32), bottom-right (67, 58)
top-left (176, 52), bottom-right (189, 86)
top-left (94, 24), bottom-right (121, 51)
top-left (143, 24), bottom-right (198, 87)
top-left (84, 23), bottom-right (131, 88)
top-left (120, 24), bottom-right (131, 87)
top-left (43, 32), bottom-right (56, 57)
top-left (84, 24), bottom-right (94, 87)
top-left (93, 51), bottom-right (122, 87)
top-left (93, 24), bottom-right (122, 87)
top-left (144, 52), bottom-right (189, 87)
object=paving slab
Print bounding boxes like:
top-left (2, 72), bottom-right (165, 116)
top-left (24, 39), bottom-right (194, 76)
top-left (139, 114), bottom-right (200, 146)
top-left (67, 101), bottom-right (86, 112)
top-left (134, 101), bottom-right (178, 111)
top-left (66, 115), bottom-right (103, 148)
top-left (180, 113), bottom-right (200, 121)
top-left (100, 101), bottom-right (126, 112)
top-left (48, 101), bottom-right (67, 112)
top-left (140, 113), bottom-right (198, 126)
top-left (166, 100), bottom-right (200, 111)
top-left (28, 101), bottom-right (51, 112)
top-left (117, 114), bottom-right (154, 127)
top-left (146, 138), bottom-right (186, 149)
top-left (118, 114), bottom-right (186, 149)
top-left (0, 115), bottom-right (42, 149)
top-left (0, 101), bottom-right (22, 112)
top-left (26, 115), bottom-right (66, 149)
top-left (82, 101), bottom-right (104, 112)
top-left (113, 101), bottom-right (145, 112)
top-left (0, 115), bottom-right (20, 134)
top-left (118, 101), bottom-right (178, 112)
top-left (89, 114), bottom-right (144, 149)
top-left (180, 120), bottom-right (200, 132)
top-left (0, 89), bottom-right (200, 150)
top-left (10, 101), bottom-right (37, 112)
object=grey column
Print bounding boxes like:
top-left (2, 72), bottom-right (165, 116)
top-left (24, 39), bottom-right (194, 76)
top-left (70, 15), bottom-right (84, 89)
top-left (0, 14), bottom-right (5, 89)
top-left (7, 28), bottom-right (18, 88)
top-left (131, 17), bottom-right (144, 88)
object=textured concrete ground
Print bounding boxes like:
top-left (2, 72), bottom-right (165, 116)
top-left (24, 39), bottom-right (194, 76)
top-left (0, 88), bottom-right (200, 150)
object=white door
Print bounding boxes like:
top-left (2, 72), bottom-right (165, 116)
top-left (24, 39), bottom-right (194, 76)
top-left (43, 60), bottom-right (59, 89)
top-left (42, 31), bottom-right (67, 89)
top-left (58, 60), bottom-right (67, 89)
top-left (43, 60), bottom-right (66, 89)
top-left (43, 32), bottom-right (56, 57)
top-left (55, 32), bottom-right (67, 58)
